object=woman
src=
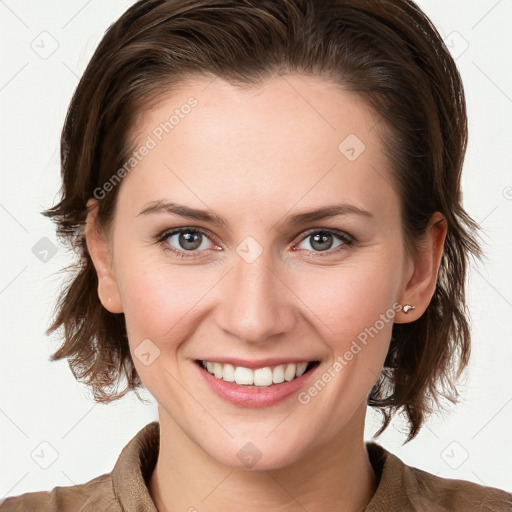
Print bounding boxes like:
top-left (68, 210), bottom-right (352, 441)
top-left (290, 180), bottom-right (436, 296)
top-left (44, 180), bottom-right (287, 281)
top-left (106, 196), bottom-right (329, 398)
top-left (2, 0), bottom-right (511, 510)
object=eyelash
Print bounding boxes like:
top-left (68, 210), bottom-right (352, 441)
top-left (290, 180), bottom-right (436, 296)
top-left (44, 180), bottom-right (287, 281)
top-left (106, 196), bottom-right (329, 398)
top-left (156, 227), bottom-right (356, 260)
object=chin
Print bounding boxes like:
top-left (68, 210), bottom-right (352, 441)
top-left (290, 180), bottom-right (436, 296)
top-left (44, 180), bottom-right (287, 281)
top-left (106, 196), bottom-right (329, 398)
top-left (199, 431), bottom-right (312, 472)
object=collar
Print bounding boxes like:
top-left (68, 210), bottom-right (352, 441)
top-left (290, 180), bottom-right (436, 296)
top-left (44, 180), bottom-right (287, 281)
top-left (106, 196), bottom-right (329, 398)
top-left (112, 421), bottom-right (160, 511)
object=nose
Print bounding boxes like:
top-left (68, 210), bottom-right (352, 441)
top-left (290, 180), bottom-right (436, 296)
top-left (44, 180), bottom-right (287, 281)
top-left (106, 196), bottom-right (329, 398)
top-left (215, 248), bottom-right (297, 345)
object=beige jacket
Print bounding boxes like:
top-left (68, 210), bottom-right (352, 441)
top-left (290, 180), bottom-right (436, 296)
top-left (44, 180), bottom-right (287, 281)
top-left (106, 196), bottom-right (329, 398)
top-left (2, 421), bottom-right (511, 511)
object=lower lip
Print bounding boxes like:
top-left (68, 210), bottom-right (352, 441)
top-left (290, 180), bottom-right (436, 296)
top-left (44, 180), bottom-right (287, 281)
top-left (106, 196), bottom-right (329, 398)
top-left (194, 361), bottom-right (320, 408)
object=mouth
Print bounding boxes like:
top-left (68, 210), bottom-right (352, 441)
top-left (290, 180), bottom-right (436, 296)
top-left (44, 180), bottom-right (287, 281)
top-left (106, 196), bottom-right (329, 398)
top-left (194, 359), bottom-right (320, 388)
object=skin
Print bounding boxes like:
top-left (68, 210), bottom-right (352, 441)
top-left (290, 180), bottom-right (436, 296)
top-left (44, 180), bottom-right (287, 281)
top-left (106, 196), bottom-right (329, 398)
top-left (85, 74), bottom-right (447, 512)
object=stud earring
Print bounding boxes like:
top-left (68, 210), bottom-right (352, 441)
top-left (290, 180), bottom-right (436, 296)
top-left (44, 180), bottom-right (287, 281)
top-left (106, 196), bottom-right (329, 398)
top-left (402, 304), bottom-right (415, 314)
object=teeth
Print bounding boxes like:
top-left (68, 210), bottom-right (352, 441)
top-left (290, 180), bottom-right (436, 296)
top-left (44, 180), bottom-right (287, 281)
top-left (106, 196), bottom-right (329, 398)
top-left (222, 363), bottom-right (235, 382)
top-left (284, 363), bottom-right (296, 381)
top-left (273, 365), bottom-right (285, 384)
top-left (234, 366), bottom-right (254, 385)
top-left (201, 360), bottom-right (312, 387)
top-left (295, 362), bottom-right (308, 377)
top-left (213, 362), bottom-right (223, 379)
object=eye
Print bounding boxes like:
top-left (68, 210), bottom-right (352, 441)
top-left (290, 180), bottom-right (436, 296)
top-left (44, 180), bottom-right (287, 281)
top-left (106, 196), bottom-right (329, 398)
top-left (157, 228), bottom-right (217, 259)
top-left (294, 229), bottom-right (354, 255)
top-left (156, 227), bottom-right (355, 260)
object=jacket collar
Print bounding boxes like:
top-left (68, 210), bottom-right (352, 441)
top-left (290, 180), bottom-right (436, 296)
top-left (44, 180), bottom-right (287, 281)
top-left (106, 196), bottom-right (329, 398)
top-left (112, 421), bottom-right (160, 511)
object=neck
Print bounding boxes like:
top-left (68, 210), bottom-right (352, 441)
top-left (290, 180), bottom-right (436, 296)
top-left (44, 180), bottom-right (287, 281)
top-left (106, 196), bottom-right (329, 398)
top-left (149, 404), bottom-right (376, 512)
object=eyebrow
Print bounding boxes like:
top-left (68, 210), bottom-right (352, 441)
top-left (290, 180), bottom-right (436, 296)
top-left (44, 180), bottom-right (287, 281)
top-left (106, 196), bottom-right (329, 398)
top-left (137, 200), bottom-right (374, 226)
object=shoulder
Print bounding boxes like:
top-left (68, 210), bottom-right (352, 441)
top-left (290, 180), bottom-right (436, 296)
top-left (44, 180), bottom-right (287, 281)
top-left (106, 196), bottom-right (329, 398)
top-left (0, 422), bottom-right (160, 512)
top-left (406, 463), bottom-right (512, 511)
top-left (0, 473), bottom-right (120, 512)
top-left (366, 442), bottom-right (512, 512)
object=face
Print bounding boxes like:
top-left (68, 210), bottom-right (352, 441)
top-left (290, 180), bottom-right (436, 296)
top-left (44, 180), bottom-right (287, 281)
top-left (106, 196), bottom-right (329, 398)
top-left (88, 74), bottom-right (422, 470)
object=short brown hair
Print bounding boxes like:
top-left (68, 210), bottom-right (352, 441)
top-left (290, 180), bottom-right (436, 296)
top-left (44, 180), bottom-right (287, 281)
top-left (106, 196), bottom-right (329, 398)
top-left (42, 0), bottom-right (483, 442)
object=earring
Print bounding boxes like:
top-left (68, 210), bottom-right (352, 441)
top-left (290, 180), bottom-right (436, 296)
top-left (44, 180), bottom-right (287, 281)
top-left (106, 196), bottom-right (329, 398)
top-left (402, 304), bottom-right (415, 314)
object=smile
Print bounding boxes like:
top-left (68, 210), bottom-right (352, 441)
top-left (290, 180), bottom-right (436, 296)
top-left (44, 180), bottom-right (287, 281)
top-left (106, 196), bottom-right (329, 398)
top-left (197, 360), bottom-right (320, 387)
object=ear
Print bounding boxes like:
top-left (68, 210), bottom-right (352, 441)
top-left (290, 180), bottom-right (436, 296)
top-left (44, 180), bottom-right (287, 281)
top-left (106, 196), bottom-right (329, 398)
top-left (84, 198), bottom-right (123, 314)
top-left (395, 211), bottom-right (447, 324)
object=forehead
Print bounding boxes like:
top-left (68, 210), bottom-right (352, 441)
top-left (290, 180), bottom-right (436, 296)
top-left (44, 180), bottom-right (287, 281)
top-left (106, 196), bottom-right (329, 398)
top-left (135, 73), bottom-right (381, 152)
top-left (121, 74), bottom-right (398, 223)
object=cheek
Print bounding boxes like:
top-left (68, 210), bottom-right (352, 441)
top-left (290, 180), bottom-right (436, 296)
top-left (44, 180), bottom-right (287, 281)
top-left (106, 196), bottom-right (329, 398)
top-left (116, 254), bottom-right (222, 351)
top-left (120, 268), bottom-right (191, 339)
top-left (117, 263), bottom-right (205, 397)
top-left (292, 253), bottom-right (400, 343)
top-left (292, 255), bottom-right (400, 405)
top-left (293, 272), bottom-right (398, 436)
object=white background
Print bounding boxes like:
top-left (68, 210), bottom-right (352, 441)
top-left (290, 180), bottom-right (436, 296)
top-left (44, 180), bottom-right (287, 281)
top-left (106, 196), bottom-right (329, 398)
top-left (1, 0), bottom-right (511, 499)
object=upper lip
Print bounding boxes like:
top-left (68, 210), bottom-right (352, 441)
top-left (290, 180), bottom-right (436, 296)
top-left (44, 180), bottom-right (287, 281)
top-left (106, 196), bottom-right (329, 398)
top-left (196, 357), bottom-right (319, 369)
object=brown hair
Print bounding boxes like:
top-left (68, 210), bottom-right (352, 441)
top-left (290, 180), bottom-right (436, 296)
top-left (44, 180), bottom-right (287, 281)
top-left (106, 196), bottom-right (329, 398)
top-left (42, 0), bottom-right (483, 442)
